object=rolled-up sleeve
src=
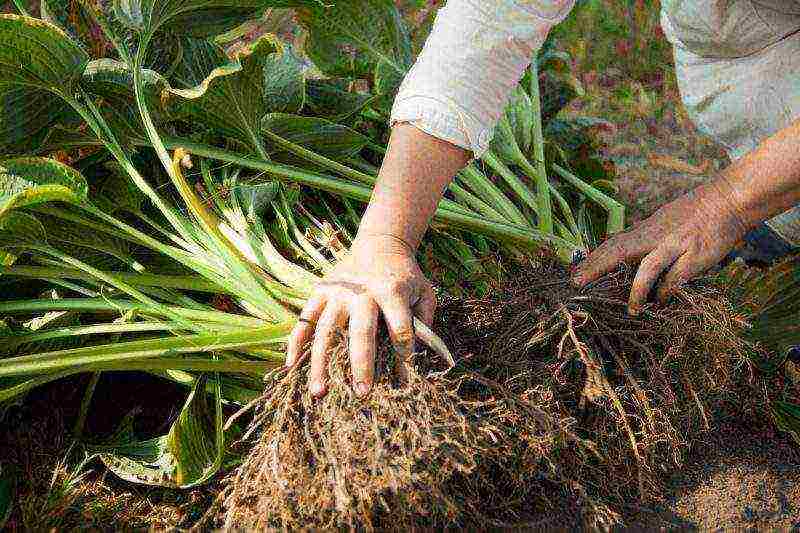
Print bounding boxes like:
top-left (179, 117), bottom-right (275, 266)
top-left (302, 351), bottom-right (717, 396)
top-left (390, 0), bottom-right (576, 158)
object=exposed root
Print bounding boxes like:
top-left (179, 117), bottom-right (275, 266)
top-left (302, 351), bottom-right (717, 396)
top-left (221, 257), bottom-right (778, 529)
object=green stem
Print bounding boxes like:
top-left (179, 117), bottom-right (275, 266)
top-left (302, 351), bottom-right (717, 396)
top-left (0, 323), bottom-right (293, 377)
top-left (150, 137), bottom-right (574, 252)
top-left (11, 0), bottom-right (29, 16)
top-left (458, 165), bottom-right (528, 226)
top-left (0, 266), bottom-right (228, 293)
top-left (528, 60), bottom-right (554, 235)
top-left (88, 358), bottom-right (283, 374)
top-left (0, 299), bottom-right (266, 327)
top-left (552, 164), bottom-right (625, 235)
top-left (32, 245), bottom-right (201, 333)
top-left (0, 322), bottom-right (189, 353)
top-left (260, 130), bottom-right (474, 216)
top-left (73, 372), bottom-right (101, 440)
top-left (481, 150), bottom-right (540, 223)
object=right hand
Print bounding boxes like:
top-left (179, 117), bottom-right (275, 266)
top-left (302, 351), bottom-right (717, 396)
top-left (285, 234), bottom-right (436, 398)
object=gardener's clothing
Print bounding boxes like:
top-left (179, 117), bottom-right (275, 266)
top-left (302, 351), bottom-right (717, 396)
top-left (390, 0), bottom-right (800, 251)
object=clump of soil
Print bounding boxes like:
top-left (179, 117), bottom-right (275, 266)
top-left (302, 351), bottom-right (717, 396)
top-left (221, 256), bottom-right (782, 530)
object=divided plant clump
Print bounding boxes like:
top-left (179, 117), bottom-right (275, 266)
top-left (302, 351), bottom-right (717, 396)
top-left (222, 256), bottom-right (800, 529)
top-left (0, 0), bottom-right (797, 529)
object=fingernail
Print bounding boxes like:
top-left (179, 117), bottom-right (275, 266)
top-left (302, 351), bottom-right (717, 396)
top-left (355, 381), bottom-right (370, 397)
top-left (310, 382), bottom-right (325, 397)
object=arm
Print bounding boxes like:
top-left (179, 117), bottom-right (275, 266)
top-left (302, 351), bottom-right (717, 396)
top-left (574, 117), bottom-right (800, 314)
top-left (287, 0), bottom-right (577, 397)
top-left (285, 125), bottom-right (469, 397)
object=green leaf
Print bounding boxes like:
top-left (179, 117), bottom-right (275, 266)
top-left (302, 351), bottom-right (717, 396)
top-left (167, 36), bottom-right (282, 155)
top-left (35, 212), bottom-right (142, 271)
top-left (261, 45), bottom-right (306, 114)
top-left (110, 0), bottom-right (314, 38)
top-left (296, 0), bottom-right (412, 90)
top-left (304, 79), bottom-right (375, 122)
top-left (41, 0), bottom-right (112, 56)
top-left (0, 158), bottom-right (89, 220)
top-left (81, 58), bottom-right (170, 144)
top-left (92, 374), bottom-right (224, 488)
top-left (0, 213), bottom-right (47, 251)
top-left (261, 113), bottom-right (370, 161)
top-left (94, 161), bottom-right (146, 214)
top-left (0, 15), bottom-right (89, 154)
top-left (773, 401), bottom-right (800, 446)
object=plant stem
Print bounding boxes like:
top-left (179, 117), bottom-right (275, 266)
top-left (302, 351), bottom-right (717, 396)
top-left (528, 59), bottom-right (554, 235)
top-left (0, 323), bottom-right (293, 377)
top-left (0, 299), bottom-right (266, 327)
top-left (481, 150), bottom-right (540, 222)
top-left (1, 266), bottom-right (229, 293)
top-left (151, 137), bottom-right (577, 253)
top-left (552, 164), bottom-right (625, 234)
top-left (11, 0), bottom-right (29, 16)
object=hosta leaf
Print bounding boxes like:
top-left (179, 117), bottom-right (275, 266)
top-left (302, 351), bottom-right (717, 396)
top-left (81, 58), bottom-right (170, 144)
top-left (35, 213), bottom-right (140, 271)
top-left (0, 213), bottom-right (47, 251)
top-left (92, 374), bottom-right (224, 488)
top-left (261, 113), bottom-right (370, 161)
top-left (41, 0), bottom-right (112, 56)
top-left (773, 401), bottom-right (800, 446)
top-left (167, 36), bottom-right (294, 154)
top-left (94, 161), bottom-right (146, 214)
top-left (0, 15), bottom-right (89, 153)
top-left (737, 255), bottom-right (800, 358)
top-left (297, 0), bottom-right (412, 91)
top-left (0, 158), bottom-right (89, 220)
top-left (110, 0), bottom-right (315, 38)
top-left (261, 45), bottom-right (306, 114)
top-left (304, 78), bottom-right (375, 122)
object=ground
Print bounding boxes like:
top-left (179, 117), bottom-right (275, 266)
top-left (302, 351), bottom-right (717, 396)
top-left (1, 1), bottom-right (798, 530)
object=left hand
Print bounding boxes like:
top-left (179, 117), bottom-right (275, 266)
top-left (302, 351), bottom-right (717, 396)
top-left (572, 177), bottom-right (750, 315)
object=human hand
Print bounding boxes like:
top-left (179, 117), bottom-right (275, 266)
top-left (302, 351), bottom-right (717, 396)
top-left (285, 234), bottom-right (436, 398)
top-left (573, 177), bottom-right (751, 314)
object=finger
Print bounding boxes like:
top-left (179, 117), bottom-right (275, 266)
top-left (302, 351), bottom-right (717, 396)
top-left (309, 303), bottom-right (347, 398)
top-left (656, 252), bottom-right (697, 303)
top-left (628, 246), bottom-right (680, 315)
top-left (286, 293), bottom-right (326, 368)
top-left (377, 295), bottom-right (415, 383)
top-left (348, 296), bottom-right (379, 397)
top-left (412, 283), bottom-right (437, 327)
top-left (573, 232), bottom-right (647, 286)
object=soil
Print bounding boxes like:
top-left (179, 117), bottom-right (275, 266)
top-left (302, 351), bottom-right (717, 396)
top-left (629, 422), bottom-right (800, 530)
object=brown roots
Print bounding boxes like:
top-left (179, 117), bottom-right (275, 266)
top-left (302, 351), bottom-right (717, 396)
top-left (221, 257), bottom-right (778, 530)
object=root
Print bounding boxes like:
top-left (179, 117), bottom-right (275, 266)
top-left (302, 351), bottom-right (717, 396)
top-left (220, 256), bottom-right (776, 529)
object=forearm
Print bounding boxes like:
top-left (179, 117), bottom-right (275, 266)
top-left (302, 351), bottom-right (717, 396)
top-left (712, 117), bottom-right (800, 229)
top-left (354, 124), bottom-right (471, 251)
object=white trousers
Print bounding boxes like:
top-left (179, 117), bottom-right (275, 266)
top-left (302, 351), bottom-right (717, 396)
top-left (663, 1), bottom-right (800, 244)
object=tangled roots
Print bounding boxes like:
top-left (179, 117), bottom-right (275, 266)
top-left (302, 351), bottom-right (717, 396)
top-left (222, 258), bottom-right (776, 529)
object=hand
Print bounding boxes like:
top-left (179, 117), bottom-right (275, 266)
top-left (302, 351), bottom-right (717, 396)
top-left (573, 178), bottom-right (750, 314)
top-left (285, 234), bottom-right (436, 398)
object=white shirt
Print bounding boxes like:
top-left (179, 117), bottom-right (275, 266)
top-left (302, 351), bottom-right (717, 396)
top-left (390, 0), bottom-right (576, 158)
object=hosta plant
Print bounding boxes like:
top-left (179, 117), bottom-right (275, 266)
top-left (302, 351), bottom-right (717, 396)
top-left (0, 0), bottom-right (625, 488)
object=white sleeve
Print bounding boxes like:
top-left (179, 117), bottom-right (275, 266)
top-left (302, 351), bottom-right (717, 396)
top-left (390, 0), bottom-right (576, 158)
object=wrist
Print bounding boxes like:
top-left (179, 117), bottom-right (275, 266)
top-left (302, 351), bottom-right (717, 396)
top-left (351, 232), bottom-right (417, 256)
top-left (700, 174), bottom-right (752, 234)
